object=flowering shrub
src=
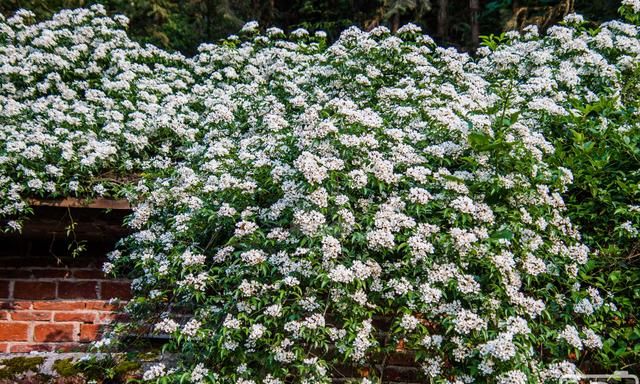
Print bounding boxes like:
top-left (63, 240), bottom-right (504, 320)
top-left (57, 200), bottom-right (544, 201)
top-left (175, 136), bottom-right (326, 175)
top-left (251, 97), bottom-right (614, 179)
top-left (477, 9), bottom-right (640, 369)
top-left (2, 4), bottom-right (640, 384)
top-left (478, 10), bottom-right (640, 258)
top-left (0, 6), bottom-right (193, 229)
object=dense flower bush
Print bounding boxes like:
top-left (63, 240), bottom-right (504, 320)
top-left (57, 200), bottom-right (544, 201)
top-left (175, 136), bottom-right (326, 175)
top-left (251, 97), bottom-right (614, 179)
top-left (476, 10), bottom-right (640, 369)
top-left (479, 9), bottom-right (640, 259)
top-left (1, 3), bottom-right (640, 383)
top-left (0, 6), bottom-right (193, 228)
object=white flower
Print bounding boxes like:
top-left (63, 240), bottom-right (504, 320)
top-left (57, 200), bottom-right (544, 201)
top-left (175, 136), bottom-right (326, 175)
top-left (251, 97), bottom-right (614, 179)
top-left (223, 314), bottom-right (241, 329)
top-left (182, 319), bottom-right (202, 338)
top-left (235, 220), bottom-right (259, 237)
top-left (497, 370), bottom-right (528, 384)
top-left (622, 0), bottom-right (640, 12)
top-left (351, 319), bottom-right (373, 361)
top-left (582, 328), bottom-right (603, 349)
top-left (397, 23), bottom-right (422, 34)
top-left (154, 318), bottom-right (179, 334)
top-left (558, 325), bottom-right (583, 349)
top-left (321, 235), bottom-right (341, 261)
top-left (264, 304), bottom-right (282, 317)
top-left (241, 21), bottom-right (260, 33)
top-left (182, 249), bottom-right (206, 266)
top-left (294, 210), bottom-right (326, 236)
top-left (240, 249), bottom-right (267, 265)
top-left (399, 314), bottom-right (420, 331)
top-left (143, 364), bottom-right (167, 381)
top-left (454, 309), bottom-right (486, 335)
top-left (479, 332), bottom-right (517, 361)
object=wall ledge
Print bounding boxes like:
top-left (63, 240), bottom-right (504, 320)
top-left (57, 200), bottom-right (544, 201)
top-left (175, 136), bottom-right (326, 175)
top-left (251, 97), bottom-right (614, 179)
top-left (28, 198), bottom-right (131, 210)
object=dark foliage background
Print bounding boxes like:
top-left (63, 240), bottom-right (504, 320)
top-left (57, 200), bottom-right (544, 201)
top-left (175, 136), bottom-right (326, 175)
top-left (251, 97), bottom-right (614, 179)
top-left (0, 0), bottom-right (623, 55)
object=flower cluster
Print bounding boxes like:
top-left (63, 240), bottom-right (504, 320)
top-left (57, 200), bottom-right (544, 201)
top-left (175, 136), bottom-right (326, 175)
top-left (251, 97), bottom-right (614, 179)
top-left (0, 5), bottom-right (193, 226)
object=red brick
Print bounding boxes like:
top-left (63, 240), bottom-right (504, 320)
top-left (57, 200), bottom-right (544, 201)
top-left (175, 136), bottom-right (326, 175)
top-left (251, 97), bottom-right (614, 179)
top-left (58, 281), bottom-right (98, 299)
top-left (0, 322), bottom-right (29, 341)
top-left (9, 343), bottom-right (53, 353)
top-left (31, 269), bottom-right (71, 278)
top-left (80, 324), bottom-right (102, 342)
top-left (100, 282), bottom-right (131, 300)
top-left (54, 343), bottom-right (87, 352)
top-left (0, 311), bottom-right (7, 320)
top-left (0, 280), bottom-right (10, 298)
top-left (11, 311), bottom-right (52, 321)
top-left (0, 343), bottom-right (7, 353)
top-left (33, 301), bottom-right (84, 310)
top-left (387, 351), bottom-right (416, 366)
top-left (54, 312), bottom-right (96, 323)
top-left (97, 312), bottom-right (123, 324)
top-left (383, 366), bottom-right (420, 381)
top-left (85, 301), bottom-right (123, 311)
top-left (72, 270), bottom-right (107, 279)
top-left (0, 269), bottom-right (32, 278)
top-left (13, 281), bottom-right (56, 300)
top-left (0, 300), bottom-right (32, 310)
top-left (34, 324), bottom-right (75, 342)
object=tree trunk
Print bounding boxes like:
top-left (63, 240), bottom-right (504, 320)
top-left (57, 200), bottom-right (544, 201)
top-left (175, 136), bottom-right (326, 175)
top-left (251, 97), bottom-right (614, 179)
top-left (266, 0), bottom-right (275, 26)
top-left (252, 0), bottom-right (260, 20)
top-left (206, 0), bottom-right (216, 42)
top-left (470, 0), bottom-right (480, 50)
top-left (392, 12), bottom-right (400, 33)
top-left (437, 0), bottom-right (448, 40)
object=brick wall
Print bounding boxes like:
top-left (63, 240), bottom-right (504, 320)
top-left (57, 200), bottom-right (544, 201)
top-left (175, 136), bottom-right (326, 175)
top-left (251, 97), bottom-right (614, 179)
top-left (0, 205), bottom-right (131, 354)
top-left (0, 205), bottom-right (422, 383)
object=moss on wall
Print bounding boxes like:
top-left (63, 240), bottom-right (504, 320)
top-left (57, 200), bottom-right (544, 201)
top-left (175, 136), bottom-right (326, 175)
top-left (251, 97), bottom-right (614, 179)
top-left (0, 356), bottom-right (45, 379)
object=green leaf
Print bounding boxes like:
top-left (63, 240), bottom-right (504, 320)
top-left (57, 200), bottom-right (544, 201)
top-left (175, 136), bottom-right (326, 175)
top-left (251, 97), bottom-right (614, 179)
top-left (491, 228), bottom-right (514, 240)
top-left (468, 132), bottom-right (491, 149)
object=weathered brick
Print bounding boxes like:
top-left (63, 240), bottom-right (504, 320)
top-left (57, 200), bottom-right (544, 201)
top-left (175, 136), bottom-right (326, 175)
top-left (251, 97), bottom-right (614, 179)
top-left (11, 311), bottom-right (52, 321)
top-left (32, 301), bottom-right (84, 310)
top-left (80, 324), bottom-right (102, 342)
top-left (34, 324), bottom-right (75, 342)
top-left (0, 281), bottom-right (11, 298)
top-left (387, 351), bottom-right (416, 366)
top-left (97, 312), bottom-right (124, 324)
top-left (31, 269), bottom-right (70, 278)
top-left (0, 269), bottom-right (32, 278)
top-left (0, 300), bottom-right (32, 310)
top-left (72, 270), bottom-right (107, 279)
top-left (58, 281), bottom-right (98, 299)
top-left (54, 311), bottom-right (96, 323)
top-left (13, 281), bottom-right (56, 300)
top-left (9, 343), bottom-right (53, 353)
top-left (100, 281), bottom-right (131, 300)
top-left (0, 343), bottom-right (7, 353)
top-left (84, 300), bottom-right (123, 311)
top-left (0, 322), bottom-right (29, 341)
top-left (53, 343), bottom-right (87, 352)
top-left (0, 311), bottom-right (7, 320)
top-left (383, 366), bottom-right (420, 382)
top-left (54, 343), bottom-right (89, 352)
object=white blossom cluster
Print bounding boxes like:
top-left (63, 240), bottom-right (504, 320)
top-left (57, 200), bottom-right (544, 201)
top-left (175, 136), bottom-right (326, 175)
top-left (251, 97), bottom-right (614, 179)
top-left (3, 6), bottom-right (639, 384)
top-left (0, 5), bottom-right (193, 225)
